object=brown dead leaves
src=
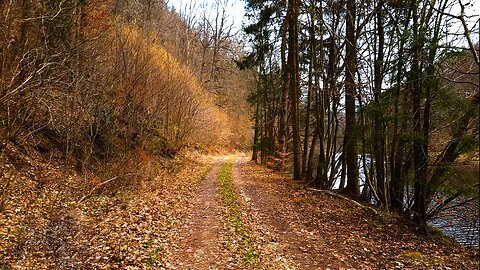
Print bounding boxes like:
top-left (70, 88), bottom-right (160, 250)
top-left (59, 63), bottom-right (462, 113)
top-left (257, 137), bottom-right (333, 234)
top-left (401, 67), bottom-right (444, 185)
top-left (236, 160), bottom-right (479, 270)
top-left (1, 151), bottom-right (478, 269)
top-left (0, 146), bottom-right (210, 269)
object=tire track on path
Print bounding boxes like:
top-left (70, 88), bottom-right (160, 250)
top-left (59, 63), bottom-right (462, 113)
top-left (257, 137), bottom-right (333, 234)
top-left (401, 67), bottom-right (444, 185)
top-left (233, 157), bottom-right (344, 269)
top-left (174, 158), bottom-right (234, 269)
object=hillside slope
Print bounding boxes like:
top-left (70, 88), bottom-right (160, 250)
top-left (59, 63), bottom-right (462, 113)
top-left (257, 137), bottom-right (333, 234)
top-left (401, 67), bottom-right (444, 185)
top-left (1, 1), bottom-right (253, 267)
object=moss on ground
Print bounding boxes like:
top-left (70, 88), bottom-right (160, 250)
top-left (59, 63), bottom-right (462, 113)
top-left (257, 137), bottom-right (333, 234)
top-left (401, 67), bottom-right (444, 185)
top-left (428, 226), bottom-right (456, 245)
top-left (218, 159), bottom-right (258, 267)
top-left (402, 251), bottom-right (423, 260)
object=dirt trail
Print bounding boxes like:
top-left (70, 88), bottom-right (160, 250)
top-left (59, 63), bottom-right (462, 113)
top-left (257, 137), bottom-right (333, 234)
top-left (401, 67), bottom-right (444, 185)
top-left (232, 158), bottom-right (340, 269)
top-left (232, 157), bottom-right (479, 270)
top-left (174, 159), bottom-right (230, 269)
top-left (169, 155), bottom-right (478, 269)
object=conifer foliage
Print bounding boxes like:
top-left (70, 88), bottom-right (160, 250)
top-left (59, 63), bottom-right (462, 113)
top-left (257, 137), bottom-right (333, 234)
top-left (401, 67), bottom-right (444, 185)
top-left (243, 0), bottom-right (479, 225)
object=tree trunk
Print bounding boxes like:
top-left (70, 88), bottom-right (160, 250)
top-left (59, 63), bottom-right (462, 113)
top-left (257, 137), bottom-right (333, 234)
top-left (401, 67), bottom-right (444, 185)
top-left (343, 0), bottom-right (359, 197)
top-left (307, 130), bottom-right (319, 181)
top-left (287, 0), bottom-right (301, 180)
top-left (389, 6), bottom-right (412, 215)
top-left (252, 101), bottom-right (260, 162)
top-left (278, 18), bottom-right (289, 170)
top-left (374, 0), bottom-right (386, 205)
top-left (302, 6), bottom-right (315, 179)
top-left (411, 1), bottom-right (428, 222)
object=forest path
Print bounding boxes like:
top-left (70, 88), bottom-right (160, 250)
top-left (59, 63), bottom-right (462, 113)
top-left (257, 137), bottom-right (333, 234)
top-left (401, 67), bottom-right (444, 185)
top-left (231, 158), bottom-right (480, 269)
top-left (171, 155), bottom-right (479, 269)
top-left (232, 157), bottom-right (344, 269)
top-left (173, 157), bottom-right (235, 269)
top-left (172, 155), bottom-right (345, 269)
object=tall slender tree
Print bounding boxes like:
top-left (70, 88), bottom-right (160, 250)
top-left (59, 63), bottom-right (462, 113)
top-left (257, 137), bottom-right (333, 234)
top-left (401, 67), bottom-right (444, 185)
top-left (343, 0), bottom-right (359, 197)
top-left (287, 0), bottom-right (302, 179)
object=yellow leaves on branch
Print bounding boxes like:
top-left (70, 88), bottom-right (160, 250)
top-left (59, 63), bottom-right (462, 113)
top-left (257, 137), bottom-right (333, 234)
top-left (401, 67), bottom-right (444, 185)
top-left (109, 21), bottom-right (230, 150)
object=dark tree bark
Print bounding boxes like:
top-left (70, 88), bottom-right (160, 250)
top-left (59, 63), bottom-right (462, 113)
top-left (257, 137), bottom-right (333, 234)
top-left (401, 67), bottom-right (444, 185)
top-left (343, 0), bottom-right (359, 197)
top-left (278, 17), bottom-right (289, 170)
top-left (306, 130), bottom-right (319, 181)
top-left (389, 5), bottom-right (413, 214)
top-left (374, 0), bottom-right (386, 205)
top-left (410, 0), bottom-right (428, 222)
top-left (287, 0), bottom-right (301, 180)
top-left (302, 2), bottom-right (316, 179)
top-left (252, 101), bottom-right (260, 162)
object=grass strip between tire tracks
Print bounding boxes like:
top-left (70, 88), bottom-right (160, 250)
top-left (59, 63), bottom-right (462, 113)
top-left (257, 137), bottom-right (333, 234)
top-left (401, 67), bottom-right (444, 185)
top-left (218, 159), bottom-right (258, 267)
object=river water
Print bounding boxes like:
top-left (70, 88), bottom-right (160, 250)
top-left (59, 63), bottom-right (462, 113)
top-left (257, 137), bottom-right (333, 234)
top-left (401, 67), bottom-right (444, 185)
top-left (328, 154), bottom-right (480, 248)
top-left (429, 200), bottom-right (480, 247)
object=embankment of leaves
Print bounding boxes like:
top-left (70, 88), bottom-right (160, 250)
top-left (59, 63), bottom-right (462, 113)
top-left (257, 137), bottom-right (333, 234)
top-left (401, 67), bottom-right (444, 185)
top-left (239, 161), bottom-right (479, 269)
top-left (218, 159), bottom-right (259, 268)
top-left (0, 143), bottom-right (210, 269)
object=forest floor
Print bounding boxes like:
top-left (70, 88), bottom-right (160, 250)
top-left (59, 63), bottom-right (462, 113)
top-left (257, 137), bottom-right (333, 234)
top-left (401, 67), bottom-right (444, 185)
top-left (0, 150), bottom-right (479, 269)
top-left (232, 157), bottom-right (479, 269)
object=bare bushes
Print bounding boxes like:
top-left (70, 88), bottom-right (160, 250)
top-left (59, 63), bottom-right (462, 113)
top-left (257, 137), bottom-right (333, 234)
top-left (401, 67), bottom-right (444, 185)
top-left (0, 3), bottom-right (244, 213)
top-left (100, 23), bottom-right (226, 156)
top-left (0, 1), bottom-right (75, 146)
top-left (0, 1), bottom-right (226, 167)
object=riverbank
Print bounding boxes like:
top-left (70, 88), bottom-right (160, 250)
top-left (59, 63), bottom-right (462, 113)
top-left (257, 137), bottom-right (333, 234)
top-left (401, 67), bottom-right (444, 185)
top-left (236, 159), bottom-right (479, 269)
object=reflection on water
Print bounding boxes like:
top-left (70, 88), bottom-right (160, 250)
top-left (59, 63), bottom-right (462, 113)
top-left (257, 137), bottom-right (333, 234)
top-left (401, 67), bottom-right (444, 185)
top-left (325, 154), bottom-right (479, 247)
top-left (429, 200), bottom-right (480, 247)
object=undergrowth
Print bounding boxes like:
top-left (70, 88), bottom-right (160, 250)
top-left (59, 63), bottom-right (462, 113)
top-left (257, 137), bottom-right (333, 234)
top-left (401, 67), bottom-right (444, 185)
top-left (0, 147), bottom-right (212, 268)
top-left (218, 159), bottom-right (258, 267)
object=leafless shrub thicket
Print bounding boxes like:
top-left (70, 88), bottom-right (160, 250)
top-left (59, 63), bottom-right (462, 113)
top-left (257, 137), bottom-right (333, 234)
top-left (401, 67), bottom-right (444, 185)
top-left (1, 0), bottom-right (242, 172)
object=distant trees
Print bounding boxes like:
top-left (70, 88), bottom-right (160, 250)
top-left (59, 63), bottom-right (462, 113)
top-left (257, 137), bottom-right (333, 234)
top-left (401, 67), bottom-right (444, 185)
top-left (173, 0), bottom-right (253, 150)
top-left (243, 0), bottom-right (479, 225)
